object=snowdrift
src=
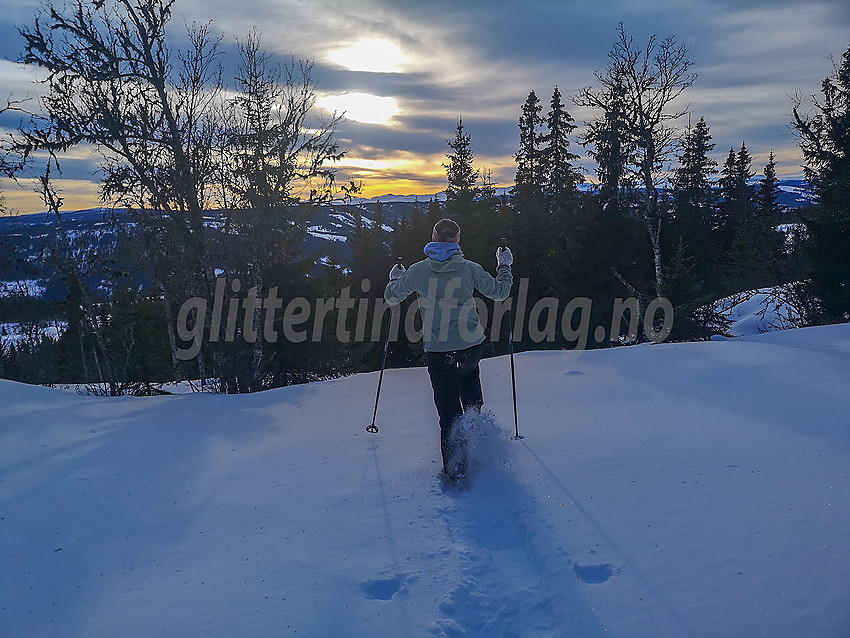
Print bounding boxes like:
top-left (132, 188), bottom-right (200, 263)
top-left (2, 324), bottom-right (850, 637)
top-left (713, 284), bottom-right (807, 337)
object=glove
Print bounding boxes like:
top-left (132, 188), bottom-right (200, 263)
top-left (497, 246), bottom-right (513, 267)
top-left (389, 263), bottom-right (406, 281)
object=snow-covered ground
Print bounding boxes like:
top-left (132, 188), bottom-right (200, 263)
top-left (2, 324), bottom-right (849, 637)
top-left (0, 279), bottom-right (46, 298)
top-left (0, 321), bottom-right (66, 349)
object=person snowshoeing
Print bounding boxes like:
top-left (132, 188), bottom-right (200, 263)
top-left (384, 218), bottom-right (513, 486)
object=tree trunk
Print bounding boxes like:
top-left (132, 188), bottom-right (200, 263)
top-left (642, 139), bottom-right (664, 298)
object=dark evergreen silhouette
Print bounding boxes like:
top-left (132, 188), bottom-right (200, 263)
top-left (541, 86), bottom-right (582, 207)
top-left (666, 117), bottom-right (722, 339)
top-left (758, 151), bottom-right (782, 222)
top-left (576, 23), bottom-right (697, 297)
top-left (674, 117), bottom-right (717, 211)
top-left (514, 91), bottom-right (545, 194)
top-left (443, 118), bottom-right (493, 265)
top-left (793, 43), bottom-right (850, 321)
top-left (581, 79), bottom-right (633, 211)
top-left (443, 117), bottom-right (479, 212)
top-left (671, 116), bottom-right (718, 286)
top-left (510, 91), bottom-right (548, 300)
top-left (717, 144), bottom-right (756, 252)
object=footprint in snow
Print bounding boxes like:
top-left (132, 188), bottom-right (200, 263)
top-left (358, 575), bottom-right (405, 600)
top-left (573, 562), bottom-right (618, 584)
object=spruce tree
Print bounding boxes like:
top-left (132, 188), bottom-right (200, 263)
top-left (717, 147), bottom-right (738, 221)
top-left (752, 151), bottom-right (786, 281)
top-left (541, 86), bottom-right (582, 208)
top-left (736, 143), bottom-right (757, 200)
top-left (758, 151), bottom-right (782, 221)
top-left (717, 143), bottom-right (756, 252)
top-left (583, 79), bottom-right (632, 209)
top-left (793, 43), bottom-right (850, 321)
top-left (511, 91), bottom-right (548, 302)
top-left (671, 116), bottom-right (718, 273)
top-left (673, 116), bottom-right (717, 210)
top-left (443, 117), bottom-right (479, 227)
top-left (514, 91), bottom-right (544, 194)
top-left (721, 144), bottom-right (783, 291)
top-left (443, 119), bottom-right (494, 263)
top-left (668, 116), bottom-right (721, 324)
top-left (444, 117), bottom-right (479, 202)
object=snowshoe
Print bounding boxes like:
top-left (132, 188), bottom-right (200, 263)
top-left (440, 469), bottom-right (470, 492)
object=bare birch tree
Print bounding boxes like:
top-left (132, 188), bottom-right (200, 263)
top-left (18, 0), bottom-right (349, 392)
top-left (215, 31), bottom-right (345, 391)
top-left (577, 23), bottom-right (696, 297)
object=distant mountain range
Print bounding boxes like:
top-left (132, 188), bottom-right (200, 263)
top-left (351, 179), bottom-right (816, 210)
top-left (0, 179), bottom-right (816, 303)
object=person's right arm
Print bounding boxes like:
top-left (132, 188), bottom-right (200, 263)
top-left (384, 264), bottom-right (417, 305)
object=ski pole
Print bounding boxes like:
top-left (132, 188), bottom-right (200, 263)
top-left (500, 239), bottom-right (523, 440)
top-left (367, 257), bottom-right (403, 434)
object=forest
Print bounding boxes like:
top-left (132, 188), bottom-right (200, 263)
top-left (0, 1), bottom-right (848, 395)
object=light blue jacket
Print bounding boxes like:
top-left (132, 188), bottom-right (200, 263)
top-left (384, 248), bottom-right (513, 352)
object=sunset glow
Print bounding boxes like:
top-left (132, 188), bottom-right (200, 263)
top-left (333, 154), bottom-right (447, 198)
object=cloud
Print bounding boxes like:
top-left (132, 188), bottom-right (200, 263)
top-left (2, 0), bottom-right (849, 209)
top-left (0, 59), bottom-right (46, 101)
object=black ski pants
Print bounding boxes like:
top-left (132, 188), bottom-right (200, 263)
top-left (425, 342), bottom-right (484, 476)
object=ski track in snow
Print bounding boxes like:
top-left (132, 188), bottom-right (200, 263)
top-left (424, 415), bottom-right (602, 638)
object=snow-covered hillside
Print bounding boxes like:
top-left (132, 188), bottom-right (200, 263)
top-left (2, 325), bottom-right (849, 637)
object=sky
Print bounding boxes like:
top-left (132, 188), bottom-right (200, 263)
top-left (0, 0), bottom-right (849, 213)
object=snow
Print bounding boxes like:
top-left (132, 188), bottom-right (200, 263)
top-left (307, 225), bottom-right (348, 242)
top-left (714, 285), bottom-right (807, 336)
top-left (0, 279), bottom-right (46, 298)
top-left (0, 321), bottom-right (66, 348)
top-left (2, 324), bottom-right (850, 637)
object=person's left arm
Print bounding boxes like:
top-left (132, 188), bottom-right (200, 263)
top-left (472, 252), bottom-right (513, 301)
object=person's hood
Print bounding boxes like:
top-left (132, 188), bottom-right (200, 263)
top-left (424, 243), bottom-right (466, 272)
top-left (423, 241), bottom-right (461, 262)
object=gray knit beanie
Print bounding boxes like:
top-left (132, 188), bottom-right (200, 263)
top-left (432, 218), bottom-right (461, 243)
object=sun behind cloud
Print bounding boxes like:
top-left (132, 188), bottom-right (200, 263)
top-left (327, 39), bottom-right (408, 73)
top-left (316, 92), bottom-right (400, 125)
